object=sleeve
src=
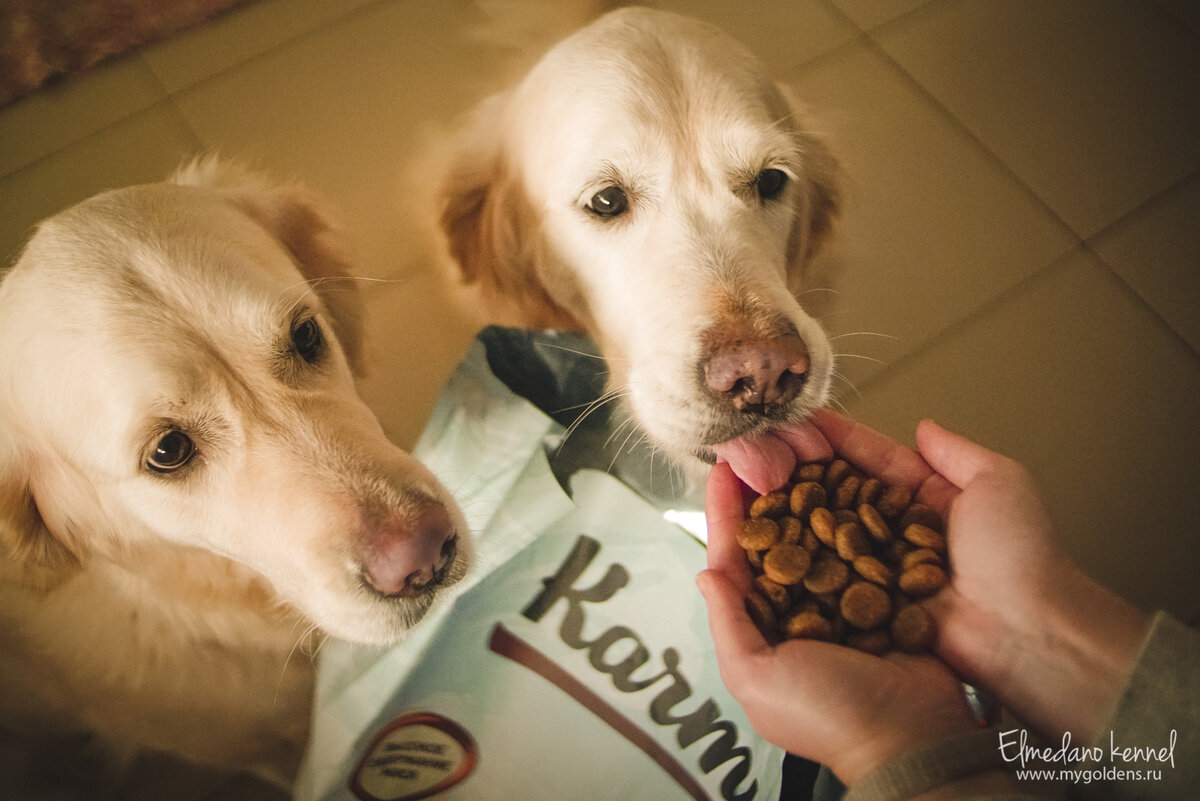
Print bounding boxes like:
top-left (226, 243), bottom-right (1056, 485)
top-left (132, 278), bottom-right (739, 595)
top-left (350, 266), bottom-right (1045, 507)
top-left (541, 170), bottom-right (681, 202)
top-left (1079, 610), bottom-right (1200, 800)
top-left (840, 728), bottom-right (1038, 801)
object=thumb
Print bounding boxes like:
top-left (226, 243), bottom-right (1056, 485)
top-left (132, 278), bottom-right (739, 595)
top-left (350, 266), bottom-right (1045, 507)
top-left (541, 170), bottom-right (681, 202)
top-left (915, 419), bottom-right (1008, 491)
top-left (697, 569), bottom-right (771, 669)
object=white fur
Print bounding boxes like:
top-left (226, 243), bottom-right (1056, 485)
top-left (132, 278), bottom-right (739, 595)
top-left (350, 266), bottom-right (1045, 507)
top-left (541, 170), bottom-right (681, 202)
top-left (440, 7), bottom-right (841, 472)
top-left (0, 159), bottom-right (471, 787)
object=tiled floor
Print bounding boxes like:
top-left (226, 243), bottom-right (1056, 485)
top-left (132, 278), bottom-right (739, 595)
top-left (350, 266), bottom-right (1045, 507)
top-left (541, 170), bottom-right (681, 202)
top-left (1, 0), bottom-right (1197, 793)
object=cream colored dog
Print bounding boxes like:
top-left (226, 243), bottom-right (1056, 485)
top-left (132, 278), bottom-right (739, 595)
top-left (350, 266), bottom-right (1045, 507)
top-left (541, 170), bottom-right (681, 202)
top-left (440, 7), bottom-right (840, 478)
top-left (0, 159), bottom-right (471, 787)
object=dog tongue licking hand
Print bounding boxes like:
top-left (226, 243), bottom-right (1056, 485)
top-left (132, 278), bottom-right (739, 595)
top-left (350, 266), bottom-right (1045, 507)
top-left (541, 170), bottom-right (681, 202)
top-left (712, 424), bottom-right (835, 495)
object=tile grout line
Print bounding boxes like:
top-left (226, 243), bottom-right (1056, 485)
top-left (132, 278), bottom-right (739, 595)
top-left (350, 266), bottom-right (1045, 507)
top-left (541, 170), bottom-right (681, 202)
top-left (1082, 166), bottom-right (1200, 364)
top-left (0, 0), bottom-right (396, 183)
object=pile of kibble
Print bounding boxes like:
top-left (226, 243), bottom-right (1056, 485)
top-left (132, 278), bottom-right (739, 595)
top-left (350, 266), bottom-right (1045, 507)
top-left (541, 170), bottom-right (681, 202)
top-left (736, 459), bottom-right (948, 654)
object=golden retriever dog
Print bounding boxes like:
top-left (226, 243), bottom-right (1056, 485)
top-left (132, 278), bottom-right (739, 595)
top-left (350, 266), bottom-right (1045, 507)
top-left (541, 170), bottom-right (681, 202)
top-left (439, 6), bottom-right (840, 490)
top-left (0, 159), bottom-right (471, 788)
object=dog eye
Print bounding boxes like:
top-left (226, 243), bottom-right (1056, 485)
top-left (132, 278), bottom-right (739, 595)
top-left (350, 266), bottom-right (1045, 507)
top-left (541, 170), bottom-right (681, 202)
top-left (586, 186), bottom-right (628, 218)
top-left (148, 430), bottom-right (195, 473)
top-left (291, 317), bottom-right (324, 363)
top-left (755, 168), bottom-right (788, 200)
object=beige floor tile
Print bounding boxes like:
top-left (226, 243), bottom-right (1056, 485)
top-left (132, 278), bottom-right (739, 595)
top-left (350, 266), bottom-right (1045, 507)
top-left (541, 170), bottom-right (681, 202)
top-left (170, 0), bottom-right (515, 283)
top-left (139, 0), bottom-right (380, 93)
top-left (0, 103), bottom-right (200, 268)
top-left (0, 52), bottom-right (165, 177)
top-left (1090, 172), bottom-right (1200, 355)
top-left (1155, 0), bottom-right (1200, 34)
top-left (874, 0), bottom-right (1200, 239)
top-left (845, 249), bottom-right (1200, 619)
top-left (356, 273), bottom-right (483, 451)
top-left (828, 0), bottom-right (931, 30)
top-left (782, 42), bottom-right (1078, 395)
top-left (643, 0), bottom-right (860, 72)
top-left (169, 0), bottom-right (515, 445)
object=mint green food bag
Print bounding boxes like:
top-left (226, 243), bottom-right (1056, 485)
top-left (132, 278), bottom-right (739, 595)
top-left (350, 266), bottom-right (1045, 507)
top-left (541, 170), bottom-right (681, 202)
top-left (294, 331), bottom-right (784, 801)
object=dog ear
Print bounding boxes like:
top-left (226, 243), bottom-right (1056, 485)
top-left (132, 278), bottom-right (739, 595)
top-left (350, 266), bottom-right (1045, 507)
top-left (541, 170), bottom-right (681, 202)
top-left (778, 86), bottom-right (842, 308)
top-left (172, 157), bottom-right (367, 376)
top-left (0, 441), bottom-right (82, 590)
top-left (438, 94), bottom-right (584, 331)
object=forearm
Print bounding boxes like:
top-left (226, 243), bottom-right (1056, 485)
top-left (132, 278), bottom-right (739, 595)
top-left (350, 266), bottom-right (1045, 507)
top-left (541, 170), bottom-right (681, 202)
top-left (986, 563), bottom-right (1150, 743)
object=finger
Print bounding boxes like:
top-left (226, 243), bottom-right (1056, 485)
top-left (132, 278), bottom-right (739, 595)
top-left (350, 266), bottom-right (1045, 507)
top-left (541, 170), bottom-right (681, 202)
top-left (705, 461), bottom-right (755, 592)
top-left (915, 419), bottom-right (1009, 491)
top-left (812, 409), bottom-right (935, 488)
top-left (697, 569), bottom-right (770, 673)
top-left (775, 421), bottom-right (834, 464)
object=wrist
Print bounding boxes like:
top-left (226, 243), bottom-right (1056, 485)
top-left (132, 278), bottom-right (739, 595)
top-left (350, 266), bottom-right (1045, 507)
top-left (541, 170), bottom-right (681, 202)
top-left (835, 696), bottom-right (983, 786)
top-left (1000, 564), bottom-right (1150, 742)
top-left (842, 727), bottom-right (1014, 801)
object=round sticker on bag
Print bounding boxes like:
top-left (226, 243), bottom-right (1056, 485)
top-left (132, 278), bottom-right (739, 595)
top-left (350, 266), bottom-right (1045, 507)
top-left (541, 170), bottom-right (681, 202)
top-left (350, 712), bottom-right (479, 801)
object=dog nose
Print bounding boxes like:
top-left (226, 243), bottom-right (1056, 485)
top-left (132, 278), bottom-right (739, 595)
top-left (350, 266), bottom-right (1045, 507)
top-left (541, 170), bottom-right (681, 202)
top-left (361, 501), bottom-right (458, 598)
top-left (703, 334), bottom-right (810, 411)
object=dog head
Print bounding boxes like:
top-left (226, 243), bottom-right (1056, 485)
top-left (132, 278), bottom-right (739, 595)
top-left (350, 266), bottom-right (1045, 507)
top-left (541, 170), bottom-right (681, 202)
top-left (0, 158), bottom-right (471, 644)
top-left (440, 7), bottom-right (839, 469)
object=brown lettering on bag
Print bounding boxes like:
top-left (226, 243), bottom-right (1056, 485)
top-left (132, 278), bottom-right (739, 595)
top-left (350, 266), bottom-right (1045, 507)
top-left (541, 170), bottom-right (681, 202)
top-left (515, 535), bottom-right (759, 801)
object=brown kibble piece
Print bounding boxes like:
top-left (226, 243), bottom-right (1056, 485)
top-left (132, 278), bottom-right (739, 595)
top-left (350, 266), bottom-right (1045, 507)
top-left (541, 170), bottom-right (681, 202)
top-left (747, 547), bottom-right (764, 570)
top-left (737, 518), bottom-right (779, 551)
top-left (891, 604), bottom-right (936, 652)
top-left (903, 523), bottom-right (946, 553)
top-left (835, 522), bottom-right (870, 561)
top-left (876, 484), bottom-right (913, 517)
top-left (858, 504), bottom-right (893, 544)
top-left (901, 548), bottom-right (942, 572)
top-left (783, 610), bottom-right (834, 641)
top-left (834, 509), bottom-right (860, 526)
top-left (778, 516), bottom-right (803, 546)
top-left (754, 575), bottom-right (791, 613)
top-left (834, 475), bottom-right (861, 509)
top-left (750, 490), bottom-right (789, 519)
top-left (800, 527), bottom-right (821, 554)
top-left (825, 459), bottom-right (851, 492)
top-left (899, 563), bottom-right (949, 597)
top-left (738, 459), bottom-right (948, 655)
top-left (853, 555), bottom-right (894, 587)
top-left (899, 503), bottom-right (942, 532)
top-left (840, 581), bottom-right (892, 630)
top-left (857, 477), bottom-right (883, 507)
top-left (809, 507), bottom-right (836, 547)
top-left (745, 591), bottom-right (777, 635)
top-left (803, 552), bottom-right (850, 594)
top-left (763, 544), bottom-right (811, 585)
top-left (790, 481), bottom-right (827, 518)
top-left (795, 463), bottom-right (825, 483)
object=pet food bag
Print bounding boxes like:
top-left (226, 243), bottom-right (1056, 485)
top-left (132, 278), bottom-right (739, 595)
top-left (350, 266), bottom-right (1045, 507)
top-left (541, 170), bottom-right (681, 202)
top-left (294, 330), bottom-right (785, 801)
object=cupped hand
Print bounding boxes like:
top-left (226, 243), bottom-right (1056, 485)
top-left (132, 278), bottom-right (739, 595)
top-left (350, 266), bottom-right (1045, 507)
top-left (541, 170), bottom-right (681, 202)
top-left (698, 458), bottom-right (982, 785)
top-left (811, 409), bottom-right (1149, 742)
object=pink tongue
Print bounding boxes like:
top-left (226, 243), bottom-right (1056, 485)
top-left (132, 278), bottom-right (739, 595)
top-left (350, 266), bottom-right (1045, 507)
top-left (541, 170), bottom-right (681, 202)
top-left (712, 433), bottom-right (796, 495)
top-left (712, 425), bottom-right (836, 495)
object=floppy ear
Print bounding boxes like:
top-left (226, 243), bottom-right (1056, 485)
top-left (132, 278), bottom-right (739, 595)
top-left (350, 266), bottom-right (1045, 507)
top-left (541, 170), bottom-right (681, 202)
top-left (171, 157), bottom-right (367, 375)
top-left (778, 86), bottom-right (842, 312)
top-left (438, 93), bottom-right (583, 331)
top-left (0, 440), bottom-right (81, 590)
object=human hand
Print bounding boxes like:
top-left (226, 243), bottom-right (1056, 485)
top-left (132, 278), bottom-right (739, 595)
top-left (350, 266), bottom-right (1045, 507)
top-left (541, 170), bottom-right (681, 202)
top-left (811, 410), bottom-right (1150, 743)
top-left (697, 456), bottom-right (983, 786)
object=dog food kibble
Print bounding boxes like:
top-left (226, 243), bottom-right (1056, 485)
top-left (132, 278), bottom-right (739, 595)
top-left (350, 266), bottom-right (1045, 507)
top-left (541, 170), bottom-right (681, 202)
top-left (891, 603), bottom-right (937, 653)
top-left (736, 459), bottom-right (949, 655)
top-left (762, 544), bottom-right (811, 585)
top-left (737, 518), bottom-right (779, 551)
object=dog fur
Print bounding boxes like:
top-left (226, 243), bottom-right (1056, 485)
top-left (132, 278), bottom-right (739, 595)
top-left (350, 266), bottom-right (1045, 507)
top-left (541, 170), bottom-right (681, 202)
top-left (439, 7), bottom-right (841, 475)
top-left (0, 159), bottom-right (472, 787)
